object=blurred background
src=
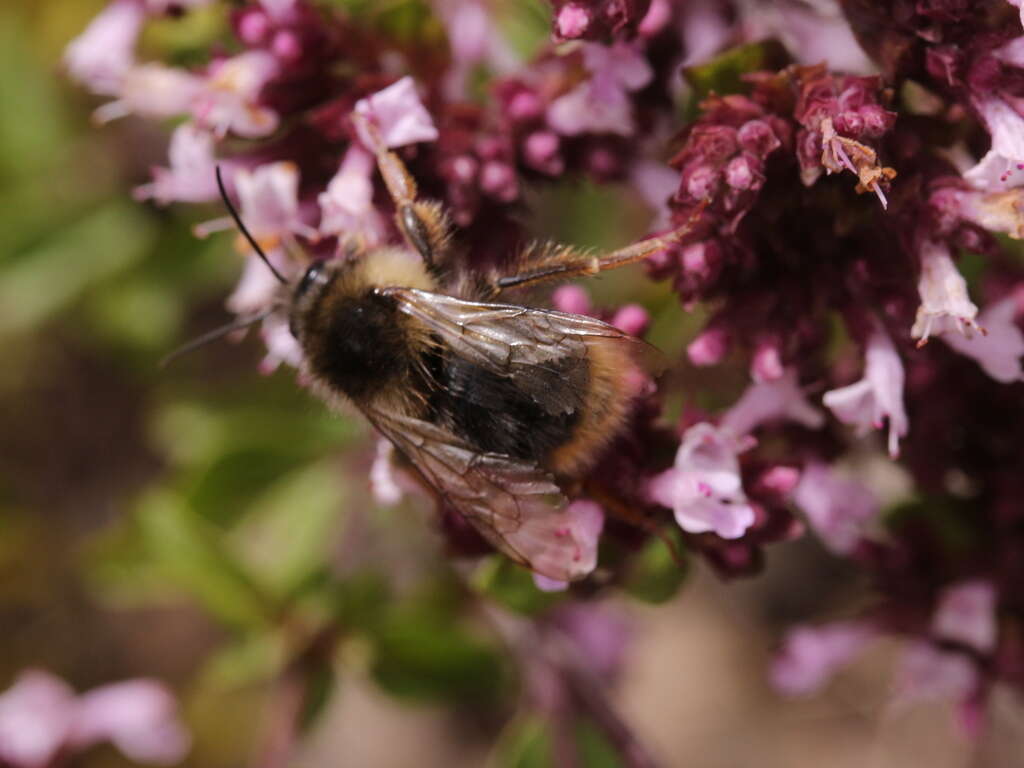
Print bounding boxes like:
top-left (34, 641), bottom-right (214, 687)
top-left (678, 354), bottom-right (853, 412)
top-left (1, 1), bottom-right (1018, 766)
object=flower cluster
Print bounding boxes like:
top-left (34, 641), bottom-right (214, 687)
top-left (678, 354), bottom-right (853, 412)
top-left (65, 0), bottom-right (1024, 742)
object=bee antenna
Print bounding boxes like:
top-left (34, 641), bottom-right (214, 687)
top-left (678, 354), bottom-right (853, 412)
top-left (215, 165), bottom-right (288, 285)
top-left (160, 308), bottom-right (275, 368)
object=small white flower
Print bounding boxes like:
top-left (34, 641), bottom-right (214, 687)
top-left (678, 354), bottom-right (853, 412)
top-left (941, 296), bottom-right (1024, 383)
top-left (911, 240), bottom-right (980, 343)
top-left (193, 51), bottom-right (280, 138)
top-left (823, 324), bottom-right (908, 458)
top-left (64, 0), bottom-right (144, 96)
top-left (135, 123), bottom-right (219, 205)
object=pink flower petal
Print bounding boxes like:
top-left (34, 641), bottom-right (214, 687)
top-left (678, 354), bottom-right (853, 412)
top-left (71, 680), bottom-right (190, 765)
top-left (63, 0), bottom-right (144, 95)
top-left (932, 580), bottom-right (998, 654)
top-left (0, 670), bottom-right (77, 768)
top-left (792, 462), bottom-right (878, 554)
top-left (771, 622), bottom-right (874, 696)
top-left (720, 369), bottom-right (825, 436)
top-left (940, 297), bottom-right (1024, 383)
top-left (823, 324), bottom-right (908, 457)
top-left (354, 76), bottom-right (439, 149)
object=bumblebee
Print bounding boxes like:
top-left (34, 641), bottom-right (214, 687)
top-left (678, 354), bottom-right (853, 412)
top-left (210, 121), bottom-right (695, 582)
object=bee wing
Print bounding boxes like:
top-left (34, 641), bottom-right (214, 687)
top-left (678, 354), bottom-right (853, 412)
top-left (379, 287), bottom-right (664, 413)
top-left (363, 407), bottom-right (595, 582)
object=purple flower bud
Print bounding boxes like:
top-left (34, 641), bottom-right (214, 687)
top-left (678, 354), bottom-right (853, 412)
top-left (552, 284), bottom-right (593, 315)
top-left (724, 153), bottom-right (756, 190)
top-left (523, 130), bottom-right (564, 175)
top-left (611, 304), bottom-right (650, 336)
top-left (556, 3), bottom-right (591, 38)
top-left (507, 90), bottom-right (542, 123)
top-left (687, 326), bottom-right (730, 366)
top-left (479, 160), bottom-right (519, 201)
top-left (736, 118), bottom-right (781, 156)
top-left (271, 29), bottom-right (303, 63)
top-left (751, 338), bottom-right (785, 382)
top-left (236, 7), bottom-right (271, 45)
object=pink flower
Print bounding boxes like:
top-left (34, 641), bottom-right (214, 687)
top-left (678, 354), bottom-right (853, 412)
top-left (770, 622), bottom-right (874, 696)
top-left (98, 64), bottom-right (202, 123)
top-left (370, 438), bottom-right (403, 506)
top-left (547, 42), bottom-right (652, 137)
top-left (226, 247), bottom-right (293, 317)
top-left (193, 51), bottom-right (280, 138)
top-left (940, 296), bottom-right (1024, 383)
top-left (910, 240), bottom-right (980, 343)
top-left (963, 149), bottom-right (1024, 193)
top-left (649, 423), bottom-right (756, 539)
top-left (823, 323), bottom-right (908, 458)
top-left (318, 145), bottom-right (386, 243)
top-left (519, 500), bottom-right (605, 583)
top-left (934, 182), bottom-right (1024, 240)
top-left (434, 0), bottom-right (518, 98)
top-left (0, 671), bottom-right (76, 768)
top-left (63, 0), bottom-right (144, 95)
top-left (550, 604), bottom-right (629, 681)
top-left (719, 369), bottom-right (825, 437)
top-left (354, 77), bottom-right (440, 149)
top-left (931, 580), bottom-right (998, 654)
top-left (533, 574), bottom-right (570, 592)
top-left (70, 680), bottom-right (191, 764)
top-left (974, 97), bottom-right (1024, 168)
top-left (233, 162), bottom-right (314, 242)
top-left (551, 284), bottom-right (592, 315)
top-left (0, 670), bottom-right (189, 768)
top-left (1010, 0), bottom-right (1024, 28)
top-left (792, 461), bottom-right (878, 554)
top-left (895, 642), bottom-right (978, 704)
top-left (258, 313), bottom-right (303, 374)
top-left (135, 123), bottom-right (220, 205)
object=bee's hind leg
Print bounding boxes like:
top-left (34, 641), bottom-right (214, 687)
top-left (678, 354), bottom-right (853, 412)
top-left (354, 113), bottom-right (452, 273)
top-left (488, 206), bottom-right (705, 297)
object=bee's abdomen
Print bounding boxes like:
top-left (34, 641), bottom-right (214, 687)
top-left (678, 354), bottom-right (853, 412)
top-left (306, 293), bottom-right (413, 400)
top-left (431, 356), bottom-right (585, 462)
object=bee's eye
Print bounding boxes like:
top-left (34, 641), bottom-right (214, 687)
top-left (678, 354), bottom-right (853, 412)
top-left (296, 263), bottom-right (327, 299)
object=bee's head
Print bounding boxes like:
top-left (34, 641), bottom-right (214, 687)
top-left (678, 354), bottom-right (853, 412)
top-left (288, 259), bottom-right (343, 341)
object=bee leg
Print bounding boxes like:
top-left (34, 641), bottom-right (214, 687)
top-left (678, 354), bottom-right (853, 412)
top-left (355, 115), bottom-right (452, 272)
top-left (584, 482), bottom-right (688, 571)
top-left (490, 205), bottom-right (706, 296)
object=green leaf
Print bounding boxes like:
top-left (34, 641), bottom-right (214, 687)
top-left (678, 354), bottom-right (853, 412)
top-left (137, 489), bottom-right (278, 628)
top-left (471, 556), bottom-right (562, 616)
top-left (368, 582), bottom-right (504, 703)
top-left (622, 532), bottom-right (688, 604)
top-left (682, 40), bottom-right (790, 114)
top-left (0, 202), bottom-right (154, 336)
top-left (230, 460), bottom-right (346, 596)
top-left (496, 717), bottom-right (552, 768)
top-left (300, 662), bottom-right (337, 731)
top-left (0, 10), bottom-right (72, 181)
top-left (574, 718), bottom-right (624, 768)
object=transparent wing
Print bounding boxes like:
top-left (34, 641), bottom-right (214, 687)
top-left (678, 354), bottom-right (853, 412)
top-left (379, 287), bottom-right (664, 413)
top-left (363, 407), bottom-right (596, 582)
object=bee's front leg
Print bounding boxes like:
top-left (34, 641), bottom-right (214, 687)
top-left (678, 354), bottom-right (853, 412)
top-left (354, 114), bottom-right (452, 273)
